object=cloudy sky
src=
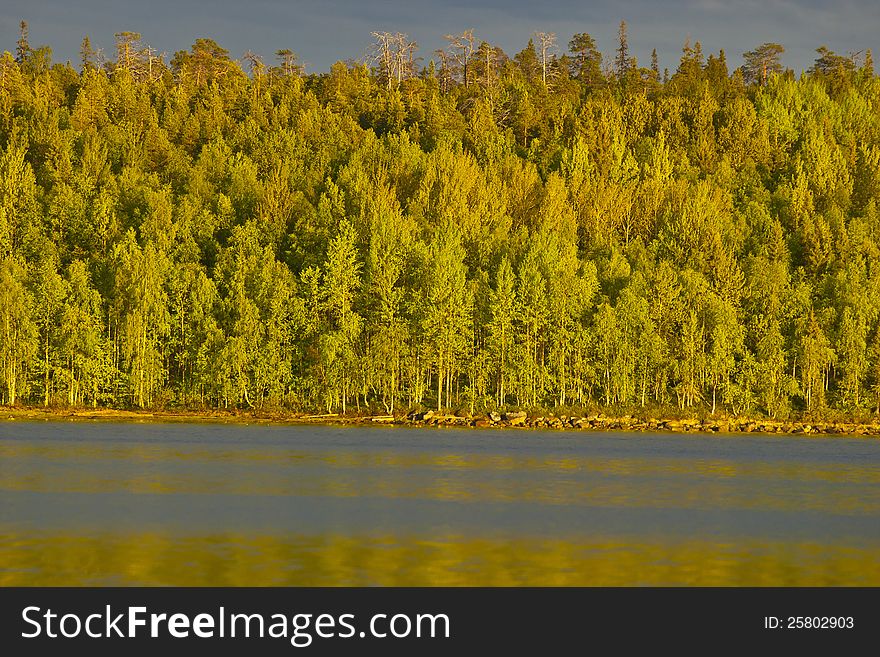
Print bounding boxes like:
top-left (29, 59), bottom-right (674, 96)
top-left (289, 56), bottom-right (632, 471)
top-left (1, 0), bottom-right (877, 75)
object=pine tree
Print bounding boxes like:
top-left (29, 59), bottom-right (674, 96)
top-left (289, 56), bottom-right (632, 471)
top-left (15, 21), bottom-right (30, 64)
top-left (80, 36), bottom-right (97, 73)
top-left (568, 33), bottom-right (603, 87)
top-left (742, 43), bottom-right (785, 85)
top-left (615, 20), bottom-right (631, 78)
top-left (863, 49), bottom-right (874, 77)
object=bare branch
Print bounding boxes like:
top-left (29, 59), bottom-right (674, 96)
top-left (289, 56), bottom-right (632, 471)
top-left (444, 30), bottom-right (476, 87)
top-left (371, 32), bottom-right (418, 89)
top-left (534, 31), bottom-right (557, 87)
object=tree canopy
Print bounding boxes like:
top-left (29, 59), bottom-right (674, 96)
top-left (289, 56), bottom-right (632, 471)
top-left (1, 24), bottom-right (879, 419)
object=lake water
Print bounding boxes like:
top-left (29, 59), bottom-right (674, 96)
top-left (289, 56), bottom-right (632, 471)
top-left (2, 420), bottom-right (879, 585)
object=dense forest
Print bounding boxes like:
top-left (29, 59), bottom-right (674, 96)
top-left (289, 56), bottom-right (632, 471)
top-left (1, 22), bottom-right (879, 418)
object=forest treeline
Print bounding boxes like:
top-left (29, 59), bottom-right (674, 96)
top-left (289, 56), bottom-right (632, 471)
top-left (1, 23), bottom-right (880, 417)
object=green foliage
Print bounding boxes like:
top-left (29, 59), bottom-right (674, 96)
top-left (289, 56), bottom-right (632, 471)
top-left (0, 28), bottom-right (878, 418)
top-left (0, 257), bottom-right (38, 403)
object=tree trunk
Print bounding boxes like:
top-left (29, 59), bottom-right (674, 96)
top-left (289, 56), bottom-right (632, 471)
top-left (44, 336), bottom-right (50, 407)
top-left (437, 354), bottom-right (443, 412)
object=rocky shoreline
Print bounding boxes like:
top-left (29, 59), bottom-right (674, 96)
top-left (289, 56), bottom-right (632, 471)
top-left (2, 406), bottom-right (880, 436)
top-left (401, 410), bottom-right (880, 436)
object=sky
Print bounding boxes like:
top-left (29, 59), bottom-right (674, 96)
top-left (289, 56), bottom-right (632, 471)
top-left (1, 0), bottom-right (877, 76)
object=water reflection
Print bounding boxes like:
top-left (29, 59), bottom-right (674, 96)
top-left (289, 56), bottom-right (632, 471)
top-left (2, 531), bottom-right (879, 586)
top-left (1, 421), bottom-right (879, 585)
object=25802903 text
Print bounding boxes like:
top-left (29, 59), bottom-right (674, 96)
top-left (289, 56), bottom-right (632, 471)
top-left (764, 616), bottom-right (854, 629)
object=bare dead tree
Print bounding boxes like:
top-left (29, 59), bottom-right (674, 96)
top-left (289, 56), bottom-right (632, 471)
top-left (242, 50), bottom-right (265, 95)
top-left (534, 31), bottom-right (557, 87)
top-left (275, 49), bottom-right (302, 77)
top-left (477, 41), bottom-right (497, 88)
top-left (143, 46), bottom-right (167, 82)
top-left (144, 45), bottom-right (157, 80)
top-left (371, 32), bottom-right (418, 89)
top-left (434, 48), bottom-right (455, 94)
top-left (113, 32), bottom-right (164, 82)
top-left (243, 50), bottom-right (265, 78)
top-left (394, 35), bottom-right (419, 86)
top-left (372, 32), bottom-right (397, 89)
top-left (444, 30), bottom-right (476, 87)
top-left (848, 49), bottom-right (865, 68)
top-left (115, 32), bottom-right (145, 78)
top-left (92, 47), bottom-right (108, 72)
